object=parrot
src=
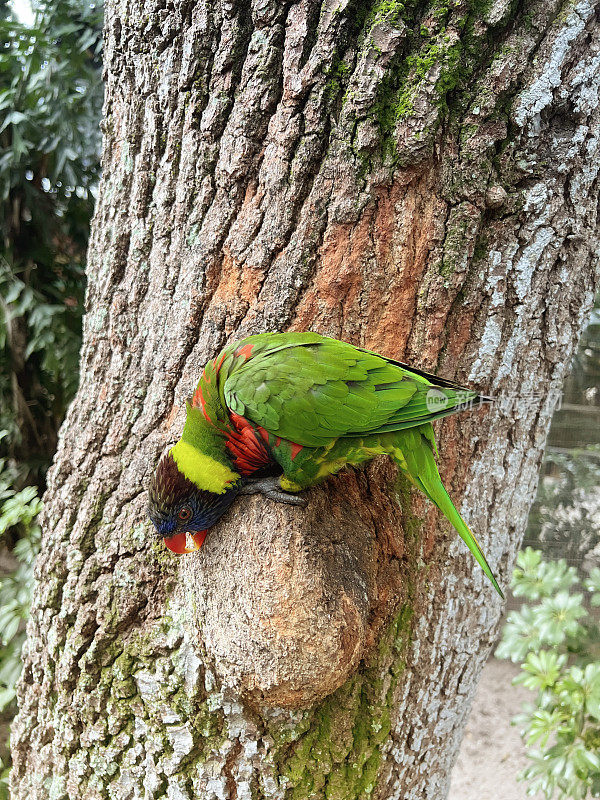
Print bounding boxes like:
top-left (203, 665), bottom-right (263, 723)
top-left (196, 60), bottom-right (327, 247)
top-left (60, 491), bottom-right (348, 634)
top-left (147, 332), bottom-right (502, 596)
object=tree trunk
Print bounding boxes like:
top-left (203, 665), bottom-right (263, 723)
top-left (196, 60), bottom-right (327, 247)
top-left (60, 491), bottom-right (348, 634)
top-left (11, 0), bottom-right (600, 797)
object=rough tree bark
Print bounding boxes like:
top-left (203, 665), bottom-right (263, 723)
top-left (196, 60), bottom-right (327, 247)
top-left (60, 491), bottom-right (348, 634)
top-left (11, 0), bottom-right (600, 797)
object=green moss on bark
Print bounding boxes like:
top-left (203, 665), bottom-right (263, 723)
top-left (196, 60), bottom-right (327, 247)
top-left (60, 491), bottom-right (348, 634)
top-left (354, 0), bottom-right (518, 159)
top-left (265, 601), bottom-right (415, 800)
top-left (261, 475), bottom-right (422, 800)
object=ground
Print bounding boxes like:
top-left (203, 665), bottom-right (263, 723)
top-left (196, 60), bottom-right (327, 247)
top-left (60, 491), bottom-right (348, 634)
top-left (449, 657), bottom-right (544, 800)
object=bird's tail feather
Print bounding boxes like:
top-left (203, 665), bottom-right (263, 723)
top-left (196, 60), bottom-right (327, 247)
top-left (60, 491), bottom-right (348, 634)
top-left (393, 436), bottom-right (503, 598)
top-left (417, 474), bottom-right (503, 597)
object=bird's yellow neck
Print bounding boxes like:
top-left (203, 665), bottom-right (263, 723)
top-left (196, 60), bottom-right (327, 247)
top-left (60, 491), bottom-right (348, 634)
top-left (170, 403), bottom-right (240, 494)
top-left (170, 439), bottom-right (239, 494)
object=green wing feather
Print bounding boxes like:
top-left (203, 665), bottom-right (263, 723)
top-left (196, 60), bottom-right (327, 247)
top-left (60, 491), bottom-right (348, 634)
top-left (223, 333), bottom-right (482, 447)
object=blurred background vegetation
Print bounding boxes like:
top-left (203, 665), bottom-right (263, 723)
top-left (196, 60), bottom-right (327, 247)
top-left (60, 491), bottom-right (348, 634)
top-left (509, 308), bottom-right (600, 799)
top-left (0, 0), bottom-right (102, 790)
top-left (0, 0), bottom-right (597, 797)
top-left (524, 310), bottom-right (600, 573)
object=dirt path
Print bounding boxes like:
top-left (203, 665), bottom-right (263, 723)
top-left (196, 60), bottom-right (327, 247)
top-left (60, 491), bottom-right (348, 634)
top-left (449, 658), bottom-right (544, 800)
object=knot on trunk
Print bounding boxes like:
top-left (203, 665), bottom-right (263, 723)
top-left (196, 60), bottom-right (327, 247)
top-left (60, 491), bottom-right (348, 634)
top-left (183, 463), bottom-right (406, 708)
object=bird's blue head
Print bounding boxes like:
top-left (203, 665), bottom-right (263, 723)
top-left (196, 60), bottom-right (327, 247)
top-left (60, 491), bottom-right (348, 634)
top-left (147, 453), bottom-right (240, 553)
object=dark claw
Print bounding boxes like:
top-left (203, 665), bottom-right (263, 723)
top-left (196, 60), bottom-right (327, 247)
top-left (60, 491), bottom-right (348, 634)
top-left (264, 490), bottom-right (307, 507)
top-left (240, 477), bottom-right (307, 507)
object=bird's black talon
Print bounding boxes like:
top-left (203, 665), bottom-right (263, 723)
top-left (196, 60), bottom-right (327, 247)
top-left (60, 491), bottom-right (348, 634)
top-left (264, 490), bottom-right (307, 507)
top-left (239, 477), bottom-right (279, 495)
top-left (239, 477), bottom-right (264, 489)
top-left (240, 477), bottom-right (306, 506)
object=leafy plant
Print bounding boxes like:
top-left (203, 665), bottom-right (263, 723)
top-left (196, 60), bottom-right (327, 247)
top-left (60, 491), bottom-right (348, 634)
top-left (0, 0), bottom-right (102, 788)
top-left (0, 458), bottom-right (41, 800)
top-left (0, 0), bottom-right (103, 486)
top-left (0, 460), bottom-right (41, 714)
top-left (586, 569), bottom-right (600, 608)
top-left (497, 548), bottom-right (600, 799)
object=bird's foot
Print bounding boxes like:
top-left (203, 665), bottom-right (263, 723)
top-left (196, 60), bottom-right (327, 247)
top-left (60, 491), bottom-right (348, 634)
top-left (240, 477), bottom-right (307, 507)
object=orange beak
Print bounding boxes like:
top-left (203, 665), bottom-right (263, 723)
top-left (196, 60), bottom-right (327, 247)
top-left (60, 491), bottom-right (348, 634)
top-left (163, 530), bottom-right (207, 554)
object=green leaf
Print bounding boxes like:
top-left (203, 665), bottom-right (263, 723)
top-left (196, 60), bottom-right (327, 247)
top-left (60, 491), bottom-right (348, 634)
top-left (533, 592), bottom-right (586, 645)
top-left (514, 650), bottom-right (567, 692)
top-left (0, 110), bottom-right (28, 133)
top-left (0, 614), bottom-right (20, 646)
top-left (503, 549), bottom-right (600, 800)
top-left (0, 485), bottom-right (42, 536)
top-left (524, 708), bottom-right (564, 748)
top-left (512, 548), bottom-right (579, 601)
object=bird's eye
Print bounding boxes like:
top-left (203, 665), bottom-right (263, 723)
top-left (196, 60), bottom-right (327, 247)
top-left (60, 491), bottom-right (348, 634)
top-left (178, 505), bottom-right (192, 522)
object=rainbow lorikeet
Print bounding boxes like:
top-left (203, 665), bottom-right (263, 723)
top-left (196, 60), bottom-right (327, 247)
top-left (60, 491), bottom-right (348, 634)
top-left (148, 332), bottom-right (502, 596)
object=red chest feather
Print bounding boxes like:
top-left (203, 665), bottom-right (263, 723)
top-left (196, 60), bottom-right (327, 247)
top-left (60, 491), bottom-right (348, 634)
top-left (225, 412), bottom-right (273, 476)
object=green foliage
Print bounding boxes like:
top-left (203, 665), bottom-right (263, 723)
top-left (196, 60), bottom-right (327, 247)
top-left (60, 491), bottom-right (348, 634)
top-left (0, 457), bottom-right (41, 799)
top-left (0, 457), bottom-right (41, 725)
top-left (0, 755), bottom-right (9, 800)
top-left (0, 1), bottom-right (102, 202)
top-left (511, 548), bottom-right (579, 601)
top-left (497, 549), bottom-right (600, 799)
top-left (0, 0), bottom-right (103, 484)
top-left (0, 456), bottom-right (41, 788)
top-left (0, 0), bottom-right (102, 785)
